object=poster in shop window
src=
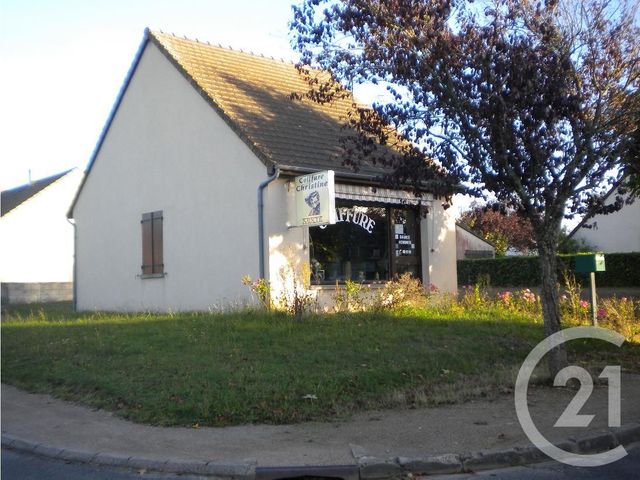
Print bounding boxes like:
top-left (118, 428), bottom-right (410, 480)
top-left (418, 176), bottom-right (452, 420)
top-left (294, 170), bottom-right (336, 226)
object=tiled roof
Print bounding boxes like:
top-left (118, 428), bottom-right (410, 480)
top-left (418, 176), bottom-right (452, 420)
top-left (1, 171), bottom-right (70, 217)
top-left (149, 31), bottom-right (409, 178)
top-left (69, 30), bottom-right (450, 218)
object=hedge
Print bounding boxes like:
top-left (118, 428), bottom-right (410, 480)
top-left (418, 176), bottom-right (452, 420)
top-left (457, 252), bottom-right (640, 288)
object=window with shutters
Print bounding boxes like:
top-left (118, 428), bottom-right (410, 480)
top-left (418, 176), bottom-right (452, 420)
top-left (141, 211), bottom-right (164, 277)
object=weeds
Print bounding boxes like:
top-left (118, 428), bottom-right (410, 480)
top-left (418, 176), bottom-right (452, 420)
top-left (242, 275), bottom-right (271, 309)
top-left (333, 279), bottom-right (367, 312)
top-left (374, 273), bottom-right (429, 310)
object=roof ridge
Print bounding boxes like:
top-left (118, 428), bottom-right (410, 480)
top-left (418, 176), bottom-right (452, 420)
top-left (1, 169), bottom-right (77, 217)
top-left (1, 169), bottom-right (73, 194)
top-left (150, 30), bottom-right (296, 65)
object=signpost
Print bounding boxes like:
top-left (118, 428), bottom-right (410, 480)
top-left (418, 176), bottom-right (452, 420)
top-left (293, 170), bottom-right (336, 227)
top-left (575, 253), bottom-right (606, 326)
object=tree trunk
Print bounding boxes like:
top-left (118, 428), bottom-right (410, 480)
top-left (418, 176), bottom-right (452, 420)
top-left (538, 236), bottom-right (568, 378)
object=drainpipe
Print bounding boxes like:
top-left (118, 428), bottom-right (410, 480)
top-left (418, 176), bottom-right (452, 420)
top-left (257, 167), bottom-right (280, 279)
top-left (66, 217), bottom-right (77, 311)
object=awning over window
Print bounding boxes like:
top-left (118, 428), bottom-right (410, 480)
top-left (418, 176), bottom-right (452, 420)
top-left (335, 183), bottom-right (431, 206)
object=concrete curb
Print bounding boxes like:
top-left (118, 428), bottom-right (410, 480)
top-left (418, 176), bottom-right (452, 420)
top-left (3, 423), bottom-right (639, 478)
top-left (360, 423), bottom-right (640, 478)
top-left (1, 434), bottom-right (256, 479)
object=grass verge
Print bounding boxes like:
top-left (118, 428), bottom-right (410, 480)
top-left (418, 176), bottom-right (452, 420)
top-left (2, 302), bottom-right (637, 426)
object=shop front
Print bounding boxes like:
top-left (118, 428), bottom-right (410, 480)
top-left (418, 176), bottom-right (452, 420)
top-left (264, 176), bottom-right (455, 310)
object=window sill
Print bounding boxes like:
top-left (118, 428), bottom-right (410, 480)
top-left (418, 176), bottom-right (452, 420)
top-left (139, 273), bottom-right (166, 279)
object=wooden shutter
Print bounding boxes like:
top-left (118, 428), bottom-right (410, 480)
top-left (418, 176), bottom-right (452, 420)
top-left (151, 211), bottom-right (163, 273)
top-left (141, 213), bottom-right (153, 274)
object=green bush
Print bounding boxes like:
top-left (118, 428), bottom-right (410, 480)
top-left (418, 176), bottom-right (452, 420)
top-left (457, 252), bottom-right (640, 287)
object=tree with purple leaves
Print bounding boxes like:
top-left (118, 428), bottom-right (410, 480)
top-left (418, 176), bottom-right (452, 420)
top-left (290, 0), bottom-right (639, 375)
top-left (460, 203), bottom-right (536, 255)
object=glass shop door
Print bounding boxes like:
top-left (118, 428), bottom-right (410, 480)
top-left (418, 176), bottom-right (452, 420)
top-left (390, 207), bottom-right (422, 280)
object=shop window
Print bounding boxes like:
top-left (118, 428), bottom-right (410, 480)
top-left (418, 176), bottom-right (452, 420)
top-left (141, 211), bottom-right (164, 276)
top-left (309, 202), bottom-right (421, 284)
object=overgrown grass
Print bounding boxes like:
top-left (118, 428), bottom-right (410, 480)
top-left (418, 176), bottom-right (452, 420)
top-left (2, 302), bottom-right (637, 427)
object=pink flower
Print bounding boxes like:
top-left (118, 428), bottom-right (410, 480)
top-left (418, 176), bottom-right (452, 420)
top-left (597, 308), bottom-right (607, 320)
top-left (580, 300), bottom-right (589, 308)
top-left (498, 291), bottom-right (511, 305)
top-left (520, 289), bottom-right (537, 302)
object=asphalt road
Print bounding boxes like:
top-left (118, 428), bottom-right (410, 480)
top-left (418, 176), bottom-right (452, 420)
top-left (3, 445), bottom-right (639, 480)
top-left (431, 444), bottom-right (640, 479)
top-left (0, 448), bottom-right (199, 480)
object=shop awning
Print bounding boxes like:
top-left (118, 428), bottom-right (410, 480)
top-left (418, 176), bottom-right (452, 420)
top-left (334, 183), bottom-right (431, 206)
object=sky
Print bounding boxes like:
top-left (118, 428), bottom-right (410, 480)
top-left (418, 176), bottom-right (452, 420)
top-left (0, 0), bottom-right (302, 190)
top-left (0, 0), bottom-right (476, 215)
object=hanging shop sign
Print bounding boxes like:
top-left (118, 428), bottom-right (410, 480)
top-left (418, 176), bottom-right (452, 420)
top-left (294, 170), bottom-right (336, 226)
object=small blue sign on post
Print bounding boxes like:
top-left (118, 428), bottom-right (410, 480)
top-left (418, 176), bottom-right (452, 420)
top-left (574, 253), bottom-right (606, 326)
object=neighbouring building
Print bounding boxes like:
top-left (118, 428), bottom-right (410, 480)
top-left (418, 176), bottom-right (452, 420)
top-left (68, 29), bottom-right (458, 312)
top-left (1, 169), bottom-right (83, 304)
top-left (569, 186), bottom-right (640, 253)
top-left (455, 223), bottom-right (495, 260)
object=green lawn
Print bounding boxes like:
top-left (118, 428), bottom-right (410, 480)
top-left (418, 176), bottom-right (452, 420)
top-left (1, 302), bottom-right (636, 426)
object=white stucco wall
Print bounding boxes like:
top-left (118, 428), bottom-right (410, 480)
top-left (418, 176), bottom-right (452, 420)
top-left (422, 200), bottom-right (458, 293)
top-left (263, 178), bottom-right (306, 307)
top-left (0, 170), bottom-right (83, 283)
top-left (73, 41), bottom-right (267, 311)
top-left (572, 197), bottom-right (640, 253)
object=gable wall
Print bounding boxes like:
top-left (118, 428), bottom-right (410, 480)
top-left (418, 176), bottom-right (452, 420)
top-left (455, 225), bottom-right (495, 260)
top-left (573, 197), bottom-right (640, 253)
top-left (0, 170), bottom-right (83, 282)
top-left (73, 41), bottom-right (267, 311)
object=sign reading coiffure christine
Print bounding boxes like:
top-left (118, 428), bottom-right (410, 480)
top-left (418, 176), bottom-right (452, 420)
top-left (294, 170), bottom-right (336, 226)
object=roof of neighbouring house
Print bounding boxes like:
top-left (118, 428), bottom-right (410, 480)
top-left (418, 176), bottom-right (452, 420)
top-left (1, 170), bottom-right (71, 217)
top-left (455, 222), bottom-right (496, 248)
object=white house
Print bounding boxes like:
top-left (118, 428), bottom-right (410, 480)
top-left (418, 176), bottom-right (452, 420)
top-left (569, 187), bottom-right (640, 253)
top-left (1, 169), bottom-right (83, 303)
top-left (69, 29), bottom-right (458, 312)
top-left (455, 223), bottom-right (495, 260)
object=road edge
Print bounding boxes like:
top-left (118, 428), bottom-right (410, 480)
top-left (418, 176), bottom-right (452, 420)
top-left (3, 422), bottom-right (639, 478)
